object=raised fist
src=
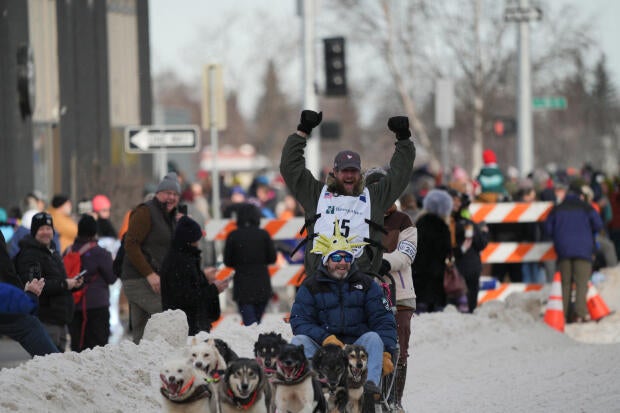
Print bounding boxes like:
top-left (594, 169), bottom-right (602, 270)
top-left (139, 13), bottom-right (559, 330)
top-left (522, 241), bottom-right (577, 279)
top-left (387, 116), bottom-right (411, 140)
top-left (297, 110), bottom-right (323, 135)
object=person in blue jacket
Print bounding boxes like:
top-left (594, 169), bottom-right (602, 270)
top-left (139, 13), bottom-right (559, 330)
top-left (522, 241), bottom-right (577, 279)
top-left (0, 279), bottom-right (60, 356)
top-left (1, 230), bottom-right (59, 356)
top-left (289, 219), bottom-right (396, 397)
top-left (544, 181), bottom-right (604, 323)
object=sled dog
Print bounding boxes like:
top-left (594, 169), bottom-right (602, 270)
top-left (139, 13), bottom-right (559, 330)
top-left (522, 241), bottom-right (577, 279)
top-left (312, 344), bottom-right (349, 413)
top-left (254, 332), bottom-right (287, 378)
top-left (218, 358), bottom-right (273, 413)
top-left (160, 357), bottom-right (211, 413)
top-left (343, 344), bottom-right (368, 413)
top-left (272, 343), bottom-right (326, 413)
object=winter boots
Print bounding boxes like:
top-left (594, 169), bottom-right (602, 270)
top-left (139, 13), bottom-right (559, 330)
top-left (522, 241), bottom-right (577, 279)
top-left (391, 363), bottom-right (407, 413)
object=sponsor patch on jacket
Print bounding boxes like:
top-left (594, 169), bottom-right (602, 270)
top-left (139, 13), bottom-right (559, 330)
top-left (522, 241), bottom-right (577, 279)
top-left (398, 240), bottom-right (416, 261)
top-left (359, 195), bottom-right (366, 203)
top-left (382, 297), bottom-right (390, 312)
top-left (324, 192), bottom-right (333, 199)
top-left (325, 206), bottom-right (335, 214)
top-left (353, 283), bottom-right (363, 290)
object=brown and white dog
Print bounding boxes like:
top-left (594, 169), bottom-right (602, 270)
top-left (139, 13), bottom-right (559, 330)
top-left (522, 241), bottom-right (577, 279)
top-left (160, 357), bottom-right (212, 413)
top-left (343, 344), bottom-right (368, 413)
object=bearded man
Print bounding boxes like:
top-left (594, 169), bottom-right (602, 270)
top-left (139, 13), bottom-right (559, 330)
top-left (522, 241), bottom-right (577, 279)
top-left (280, 110), bottom-right (415, 274)
top-left (289, 219), bottom-right (396, 399)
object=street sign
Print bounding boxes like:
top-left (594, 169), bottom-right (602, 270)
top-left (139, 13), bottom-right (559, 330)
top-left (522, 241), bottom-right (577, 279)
top-left (532, 96), bottom-right (567, 110)
top-left (124, 125), bottom-right (200, 154)
top-left (504, 6), bottom-right (542, 22)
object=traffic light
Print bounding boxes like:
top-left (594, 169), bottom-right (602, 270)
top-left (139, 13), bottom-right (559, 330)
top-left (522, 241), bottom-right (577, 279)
top-left (492, 117), bottom-right (517, 137)
top-left (320, 121), bottom-right (341, 140)
top-left (323, 37), bottom-right (347, 96)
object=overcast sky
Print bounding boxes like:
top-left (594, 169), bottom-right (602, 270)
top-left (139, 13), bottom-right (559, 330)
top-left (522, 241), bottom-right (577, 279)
top-left (149, 0), bottom-right (620, 117)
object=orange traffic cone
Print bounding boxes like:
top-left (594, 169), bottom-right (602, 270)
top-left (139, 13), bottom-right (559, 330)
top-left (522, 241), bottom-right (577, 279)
top-left (586, 282), bottom-right (611, 321)
top-left (544, 272), bottom-right (565, 332)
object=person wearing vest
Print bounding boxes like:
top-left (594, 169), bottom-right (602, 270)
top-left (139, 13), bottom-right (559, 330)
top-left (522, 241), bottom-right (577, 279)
top-left (280, 110), bottom-right (415, 276)
top-left (121, 172), bottom-right (181, 344)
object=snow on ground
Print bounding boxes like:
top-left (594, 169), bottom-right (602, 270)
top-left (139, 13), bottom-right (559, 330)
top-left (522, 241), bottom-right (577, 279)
top-left (1, 266), bottom-right (620, 412)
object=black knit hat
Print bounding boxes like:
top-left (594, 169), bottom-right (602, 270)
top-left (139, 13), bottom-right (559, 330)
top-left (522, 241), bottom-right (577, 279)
top-left (30, 212), bottom-right (54, 237)
top-left (78, 214), bottom-right (98, 238)
top-left (51, 194), bottom-right (69, 208)
top-left (174, 216), bottom-right (203, 244)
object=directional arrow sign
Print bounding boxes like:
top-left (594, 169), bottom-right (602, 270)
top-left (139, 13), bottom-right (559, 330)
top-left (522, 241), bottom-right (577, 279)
top-left (124, 125), bottom-right (200, 154)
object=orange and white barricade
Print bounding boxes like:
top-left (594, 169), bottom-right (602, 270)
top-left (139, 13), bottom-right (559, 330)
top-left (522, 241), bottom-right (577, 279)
top-left (205, 202), bottom-right (557, 288)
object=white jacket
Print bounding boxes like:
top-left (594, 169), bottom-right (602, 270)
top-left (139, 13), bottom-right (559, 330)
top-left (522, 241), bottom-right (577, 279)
top-left (382, 226), bottom-right (417, 306)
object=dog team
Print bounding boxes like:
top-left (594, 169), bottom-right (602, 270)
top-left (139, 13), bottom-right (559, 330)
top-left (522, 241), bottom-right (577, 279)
top-left (159, 332), bottom-right (371, 413)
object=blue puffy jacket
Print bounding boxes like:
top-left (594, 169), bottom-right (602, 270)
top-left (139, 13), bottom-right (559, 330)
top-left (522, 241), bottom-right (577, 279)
top-left (544, 194), bottom-right (603, 261)
top-left (290, 264), bottom-right (397, 351)
top-left (0, 282), bottom-right (38, 315)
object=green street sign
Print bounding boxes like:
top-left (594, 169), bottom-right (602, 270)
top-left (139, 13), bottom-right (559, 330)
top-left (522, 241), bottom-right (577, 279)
top-left (532, 96), bottom-right (567, 110)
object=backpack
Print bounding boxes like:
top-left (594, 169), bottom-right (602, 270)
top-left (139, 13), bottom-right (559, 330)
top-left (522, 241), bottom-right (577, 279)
top-left (63, 242), bottom-right (97, 304)
top-left (112, 234), bottom-right (125, 278)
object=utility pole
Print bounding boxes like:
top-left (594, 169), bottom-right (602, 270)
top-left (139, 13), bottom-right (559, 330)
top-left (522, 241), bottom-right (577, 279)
top-left (505, 0), bottom-right (542, 177)
top-left (301, 0), bottom-right (320, 177)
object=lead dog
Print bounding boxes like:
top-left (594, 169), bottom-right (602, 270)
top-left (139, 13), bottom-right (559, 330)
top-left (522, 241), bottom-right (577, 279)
top-left (160, 357), bottom-right (212, 413)
top-left (343, 345), bottom-right (368, 413)
top-left (272, 343), bottom-right (326, 413)
top-left (188, 337), bottom-right (228, 413)
top-left (312, 344), bottom-right (349, 413)
top-left (254, 332), bottom-right (287, 378)
top-left (218, 358), bottom-right (273, 413)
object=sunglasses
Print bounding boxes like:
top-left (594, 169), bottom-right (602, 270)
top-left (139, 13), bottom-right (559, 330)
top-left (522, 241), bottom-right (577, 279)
top-left (330, 254), bottom-right (353, 263)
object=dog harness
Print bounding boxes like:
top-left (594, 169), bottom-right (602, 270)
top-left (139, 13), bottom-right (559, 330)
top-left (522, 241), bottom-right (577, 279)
top-left (226, 387), bottom-right (259, 410)
top-left (160, 375), bottom-right (212, 404)
top-left (273, 360), bottom-right (312, 385)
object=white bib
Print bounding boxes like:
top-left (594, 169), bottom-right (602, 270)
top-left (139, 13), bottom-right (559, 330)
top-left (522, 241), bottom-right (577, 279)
top-left (314, 186), bottom-right (371, 257)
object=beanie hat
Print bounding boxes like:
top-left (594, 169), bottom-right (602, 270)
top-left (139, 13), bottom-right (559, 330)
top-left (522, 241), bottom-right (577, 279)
top-left (156, 172), bottom-right (181, 194)
top-left (482, 149), bottom-right (497, 165)
top-left (333, 150), bottom-right (361, 171)
top-left (92, 194), bottom-right (111, 212)
top-left (77, 214), bottom-right (98, 238)
top-left (51, 194), bottom-right (69, 208)
top-left (174, 215), bottom-right (203, 244)
top-left (30, 212), bottom-right (54, 237)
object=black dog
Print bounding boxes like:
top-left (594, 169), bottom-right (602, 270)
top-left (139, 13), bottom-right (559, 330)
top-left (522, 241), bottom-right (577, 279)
top-left (214, 338), bottom-right (240, 365)
top-left (312, 344), bottom-right (349, 413)
top-left (272, 343), bottom-right (326, 413)
top-left (254, 332), bottom-right (287, 378)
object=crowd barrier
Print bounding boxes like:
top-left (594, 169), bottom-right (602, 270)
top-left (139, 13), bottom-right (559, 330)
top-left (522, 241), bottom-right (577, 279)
top-left (206, 201), bottom-right (556, 286)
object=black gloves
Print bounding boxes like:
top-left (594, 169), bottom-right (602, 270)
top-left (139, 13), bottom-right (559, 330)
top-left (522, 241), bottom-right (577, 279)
top-left (297, 110), bottom-right (322, 135)
top-left (379, 259), bottom-right (391, 276)
top-left (387, 116), bottom-right (411, 140)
